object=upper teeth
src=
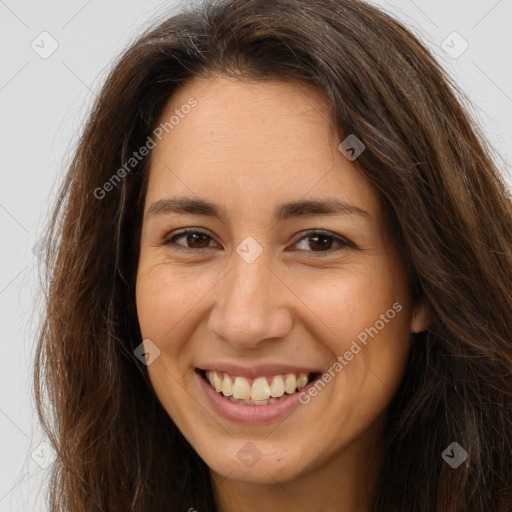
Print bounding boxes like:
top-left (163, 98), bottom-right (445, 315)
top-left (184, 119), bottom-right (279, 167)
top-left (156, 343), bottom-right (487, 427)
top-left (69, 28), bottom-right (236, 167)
top-left (205, 370), bottom-right (310, 400)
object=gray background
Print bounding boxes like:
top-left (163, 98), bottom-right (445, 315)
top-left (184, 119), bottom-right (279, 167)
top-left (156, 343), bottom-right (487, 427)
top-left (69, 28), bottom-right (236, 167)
top-left (1, 0), bottom-right (511, 510)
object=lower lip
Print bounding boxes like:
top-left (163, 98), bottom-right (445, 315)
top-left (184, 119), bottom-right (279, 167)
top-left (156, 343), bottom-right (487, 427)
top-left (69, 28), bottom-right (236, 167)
top-left (196, 370), bottom-right (317, 424)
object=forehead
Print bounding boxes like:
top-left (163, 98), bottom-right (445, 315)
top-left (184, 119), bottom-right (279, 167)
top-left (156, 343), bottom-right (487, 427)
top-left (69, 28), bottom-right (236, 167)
top-left (146, 75), bottom-right (381, 222)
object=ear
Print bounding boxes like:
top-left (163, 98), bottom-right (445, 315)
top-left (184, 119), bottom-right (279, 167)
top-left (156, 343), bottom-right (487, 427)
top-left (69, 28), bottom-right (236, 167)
top-left (410, 299), bottom-right (429, 333)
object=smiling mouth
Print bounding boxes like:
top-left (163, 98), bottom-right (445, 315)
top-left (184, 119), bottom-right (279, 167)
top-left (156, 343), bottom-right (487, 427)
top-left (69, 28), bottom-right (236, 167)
top-left (199, 369), bottom-right (319, 405)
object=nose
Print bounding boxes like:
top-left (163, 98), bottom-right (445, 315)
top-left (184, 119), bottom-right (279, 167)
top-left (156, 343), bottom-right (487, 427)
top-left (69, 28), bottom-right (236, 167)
top-left (207, 249), bottom-right (293, 349)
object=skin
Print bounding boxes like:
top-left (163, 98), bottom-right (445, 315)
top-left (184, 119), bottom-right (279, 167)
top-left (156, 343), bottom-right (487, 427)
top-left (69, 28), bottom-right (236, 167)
top-left (136, 75), bottom-right (427, 512)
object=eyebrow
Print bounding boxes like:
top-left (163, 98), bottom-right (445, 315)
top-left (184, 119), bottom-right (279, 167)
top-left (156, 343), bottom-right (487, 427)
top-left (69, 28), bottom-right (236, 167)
top-left (146, 196), bottom-right (369, 222)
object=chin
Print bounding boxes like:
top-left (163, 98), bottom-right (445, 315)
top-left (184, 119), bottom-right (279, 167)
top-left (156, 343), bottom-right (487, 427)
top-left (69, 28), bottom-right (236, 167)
top-left (196, 436), bottom-right (312, 484)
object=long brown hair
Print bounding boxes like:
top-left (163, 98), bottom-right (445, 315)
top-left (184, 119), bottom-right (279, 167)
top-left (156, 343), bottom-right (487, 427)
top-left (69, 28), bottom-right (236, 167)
top-left (34, 0), bottom-right (512, 510)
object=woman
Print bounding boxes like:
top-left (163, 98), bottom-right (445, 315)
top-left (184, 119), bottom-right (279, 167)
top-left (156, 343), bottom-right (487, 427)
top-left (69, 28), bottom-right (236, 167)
top-left (34, 0), bottom-right (512, 510)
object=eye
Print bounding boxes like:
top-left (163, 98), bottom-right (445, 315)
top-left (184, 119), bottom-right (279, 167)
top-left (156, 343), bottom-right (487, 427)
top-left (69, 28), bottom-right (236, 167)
top-left (290, 230), bottom-right (353, 255)
top-left (162, 228), bottom-right (218, 250)
top-left (161, 228), bottom-right (354, 254)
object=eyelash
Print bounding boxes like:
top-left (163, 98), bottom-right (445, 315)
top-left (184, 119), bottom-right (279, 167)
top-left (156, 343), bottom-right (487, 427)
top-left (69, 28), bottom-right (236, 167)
top-left (161, 228), bottom-right (354, 256)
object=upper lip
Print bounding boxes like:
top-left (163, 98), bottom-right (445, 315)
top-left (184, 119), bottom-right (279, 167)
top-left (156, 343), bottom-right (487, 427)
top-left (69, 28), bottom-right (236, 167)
top-left (196, 363), bottom-right (321, 378)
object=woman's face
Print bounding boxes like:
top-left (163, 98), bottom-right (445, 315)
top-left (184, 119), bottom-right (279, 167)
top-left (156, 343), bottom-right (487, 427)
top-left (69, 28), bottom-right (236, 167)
top-left (136, 75), bottom-right (424, 484)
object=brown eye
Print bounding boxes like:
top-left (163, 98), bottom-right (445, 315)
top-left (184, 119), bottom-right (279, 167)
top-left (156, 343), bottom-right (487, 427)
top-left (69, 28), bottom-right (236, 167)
top-left (306, 233), bottom-right (334, 251)
top-left (163, 229), bottom-right (217, 250)
top-left (292, 230), bottom-right (353, 254)
top-left (183, 232), bottom-right (211, 248)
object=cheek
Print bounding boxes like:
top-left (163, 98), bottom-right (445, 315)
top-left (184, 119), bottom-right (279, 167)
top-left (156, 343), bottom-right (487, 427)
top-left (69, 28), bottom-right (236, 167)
top-left (292, 261), bottom-right (406, 343)
top-left (135, 271), bottom-right (169, 344)
top-left (135, 263), bottom-right (210, 347)
top-left (294, 262), bottom-right (411, 405)
top-left (135, 267), bottom-right (201, 427)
